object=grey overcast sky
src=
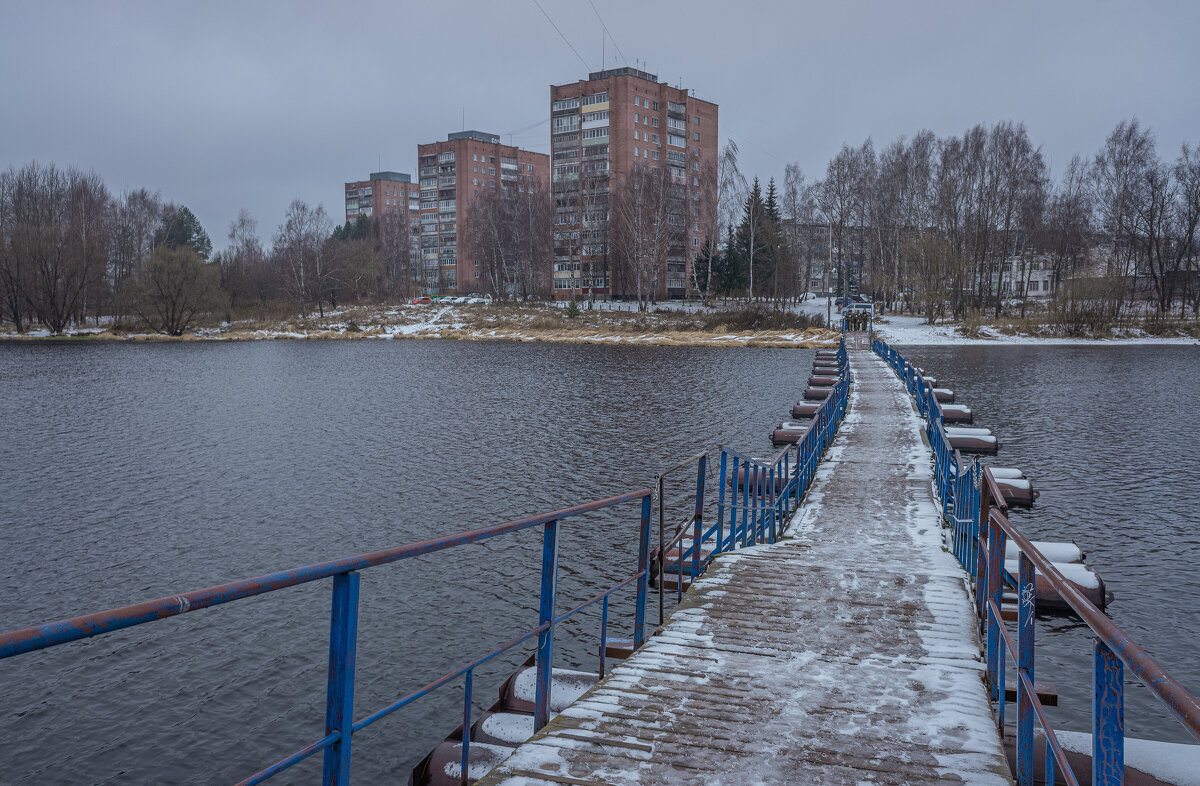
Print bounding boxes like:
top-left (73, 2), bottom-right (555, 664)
top-left (2, 1), bottom-right (1197, 246)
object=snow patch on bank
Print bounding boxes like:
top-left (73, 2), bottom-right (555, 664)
top-left (876, 313), bottom-right (1198, 346)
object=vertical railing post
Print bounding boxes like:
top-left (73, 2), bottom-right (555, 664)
top-left (768, 464), bottom-right (778, 542)
top-left (460, 668), bottom-right (474, 786)
top-left (693, 455), bottom-right (707, 577)
top-left (740, 459), bottom-right (750, 548)
top-left (598, 596), bottom-right (608, 677)
top-left (655, 474), bottom-right (665, 627)
top-left (533, 519), bottom-right (560, 730)
top-left (794, 443), bottom-right (803, 505)
top-left (322, 571), bottom-right (360, 786)
top-left (987, 523), bottom-right (1006, 712)
top-left (634, 494), bottom-right (652, 649)
top-left (1017, 552), bottom-right (1035, 786)
top-left (782, 452), bottom-right (791, 516)
top-left (715, 449), bottom-right (727, 553)
top-left (729, 454), bottom-right (740, 551)
top-left (1093, 639), bottom-right (1125, 786)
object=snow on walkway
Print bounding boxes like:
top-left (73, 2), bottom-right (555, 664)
top-left (478, 350), bottom-right (1010, 784)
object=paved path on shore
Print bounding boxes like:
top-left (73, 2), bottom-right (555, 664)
top-left (478, 349), bottom-right (1010, 785)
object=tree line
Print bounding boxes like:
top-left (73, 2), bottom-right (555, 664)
top-left (5, 118), bottom-right (1197, 335)
top-left (697, 119), bottom-right (1200, 326)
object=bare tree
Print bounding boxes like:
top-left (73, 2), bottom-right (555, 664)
top-left (127, 245), bottom-right (219, 335)
top-left (611, 165), bottom-right (677, 310)
top-left (1090, 119), bottom-right (1156, 317)
top-left (272, 200), bottom-right (332, 317)
top-left (0, 163), bottom-right (111, 334)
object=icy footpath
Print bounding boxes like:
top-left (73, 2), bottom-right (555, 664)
top-left (478, 351), bottom-right (1010, 785)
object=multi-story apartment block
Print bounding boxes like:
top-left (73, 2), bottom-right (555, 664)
top-left (344, 171), bottom-right (421, 259)
top-left (416, 131), bottom-right (549, 295)
top-left (549, 67), bottom-right (718, 300)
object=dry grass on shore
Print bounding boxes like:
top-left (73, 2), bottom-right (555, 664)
top-left (3, 301), bottom-right (839, 348)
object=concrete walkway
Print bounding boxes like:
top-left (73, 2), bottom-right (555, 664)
top-left (478, 349), bottom-right (1011, 785)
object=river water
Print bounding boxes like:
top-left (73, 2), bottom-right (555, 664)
top-left (1, 340), bottom-right (1197, 783)
top-left (0, 340), bottom-right (811, 784)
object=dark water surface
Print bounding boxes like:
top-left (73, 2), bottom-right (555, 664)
top-left (0, 340), bottom-right (811, 784)
top-left (897, 344), bottom-right (1200, 746)
top-left (3, 341), bottom-right (1198, 783)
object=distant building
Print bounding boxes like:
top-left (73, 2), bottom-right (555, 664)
top-left (416, 131), bottom-right (549, 295)
top-left (549, 67), bottom-right (719, 300)
top-left (344, 171), bottom-right (420, 258)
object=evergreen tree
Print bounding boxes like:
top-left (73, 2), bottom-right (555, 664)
top-left (764, 177), bottom-right (781, 222)
top-left (155, 205), bottom-right (213, 260)
top-left (735, 178), bottom-right (768, 298)
top-left (718, 224), bottom-right (746, 296)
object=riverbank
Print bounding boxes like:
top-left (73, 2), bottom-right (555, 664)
top-left (0, 302), bottom-right (839, 348)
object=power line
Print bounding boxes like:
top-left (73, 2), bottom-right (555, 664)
top-left (587, 0), bottom-right (627, 66)
top-left (531, 0), bottom-right (591, 72)
top-left (507, 116), bottom-right (550, 137)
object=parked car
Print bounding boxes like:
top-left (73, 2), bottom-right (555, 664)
top-left (410, 296), bottom-right (432, 304)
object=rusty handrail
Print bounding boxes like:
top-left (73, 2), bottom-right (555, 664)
top-left (0, 489), bottom-right (652, 659)
top-left (988, 499), bottom-right (1200, 742)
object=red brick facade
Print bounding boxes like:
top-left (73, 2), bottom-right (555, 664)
top-left (416, 132), bottom-right (549, 294)
top-left (550, 68), bottom-right (718, 300)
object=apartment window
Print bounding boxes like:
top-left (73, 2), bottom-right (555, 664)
top-left (652, 117), bottom-right (659, 128)
top-left (553, 97), bottom-right (580, 111)
top-left (473, 154), bottom-right (478, 161)
top-left (693, 161), bottom-right (699, 171)
top-left (582, 91), bottom-right (608, 105)
top-left (473, 166), bottom-right (478, 173)
top-left (473, 178), bottom-right (478, 185)
top-left (693, 237), bottom-right (700, 247)
top-left (634, 113), bottom-right (639, 123)
top-left (693, 146), bottom-right (700, 156)
top-left (527, 164), bottom-right (534, 171)
top-left (489, 156), bottom-right (495, 163)
top-left (634, 97), bottom-right (640, 107)
top-left (652, 101), bottom-right (659, 110)
top-left (653, 150), bottom-right (659, 160)
top-left (652, 134), bottom-right (659, 144)
top-left (634, 146), bottom-right (639, 156)
top-left (644, 116), bottom-right (649, 125)
top-left (694, 132), bottom-right (700, 141)
top-left (693, 115), bottom-right (700, 124)
top-left (634, 130), bottom-right (640, 140)
top-left (489, 168), bottom-right (495, 175)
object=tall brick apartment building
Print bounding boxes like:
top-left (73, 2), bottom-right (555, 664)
top-left (416, 131), bottom-right (549, 295)
top-left (549, 67), bottom-right (718, 300)
top-left (343, 171), bottom-right (420, 260)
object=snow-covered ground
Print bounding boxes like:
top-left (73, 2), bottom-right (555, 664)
top-left (875, 313), bottom-right (1199, 346)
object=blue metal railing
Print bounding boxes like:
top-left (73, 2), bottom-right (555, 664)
top-left (713, 338), bottom-right (849, 553)
top-left (0, 491), bottom-right (655, 785)
top-left (873, 336), bottom-right (1200, 786)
